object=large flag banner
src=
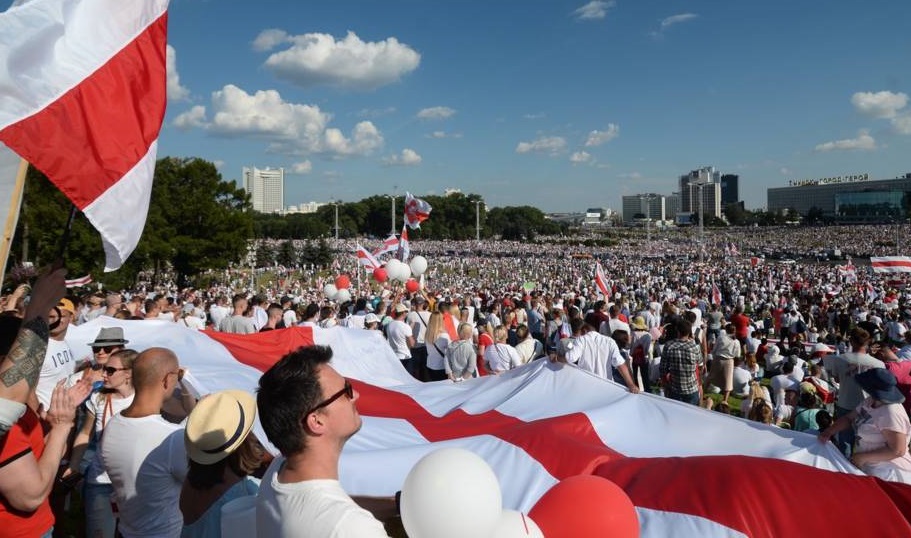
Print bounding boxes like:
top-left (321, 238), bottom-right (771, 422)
top-left (871, 256), bottom-right (911, 274)
top-left (355, 244), bottom-right (381, 272)
top-left (0, 0), bottom-right (170, 271)
top-left (711, 280), bottom-right (722, 306)
top-left (594, 262), bottom-right (610, 297)
top-left (64, 319), bottom-right (911, 537)
top-left (372, 234), bottom-right (400, 257)
top-left (403, 192), bottom-right (432, 229)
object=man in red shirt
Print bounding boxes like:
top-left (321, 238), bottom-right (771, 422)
top-left (730, 306), bottom-right (752, 345)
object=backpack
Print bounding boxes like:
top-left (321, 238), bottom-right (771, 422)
top-left (794, 318), bottom-right (807, 334)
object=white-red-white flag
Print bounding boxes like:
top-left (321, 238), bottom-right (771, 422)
top-left (871, 256), bottom-right (911, 274)
top-left (0, 0), bottom-right (169, 272)
top-left (355, 244), bottom-right (381, 272)
top-left (397, 226), bottom-right (410, 261)
top-left (372, 234), bottom-right (400, 257)
top-left (711, 280), bottom-right (722, 306)
top-left (594, 262), bottom-right (610, 297)
top-left (65, 274), bottom-right (93, 288)
top-left (61, 319), bottom-right (911, 537)
top-left (403, 192), bottom-right (432, 229)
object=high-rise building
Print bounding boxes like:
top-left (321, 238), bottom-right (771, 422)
top-left (621, 193), bottom-right (667, 224)
top-left (678, 167), bottom-right (722, 219)
top-left (242, 166), bottom-right (284, 213)
top-left (720, 174), bottom-right (739, 206)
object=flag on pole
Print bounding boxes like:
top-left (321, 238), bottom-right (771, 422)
top-left (65, 274), bottom-right (93, 288)
top-left (372, 234), bottom-right (400, 257)
top-left (594, 262), bottom-right (610, 297)
top-left (0, 0), bottom-right (170, 271)
top-left (355, 244), bottom-right (381, 272)
top-left (711, 280), bottom-right (722, 306)
top-left (397, 226), bottom-right (410, 261)
top-left (61, 319), bottom-right (911, 536)
top-left (871, 256), bottom-right (911, 273)
top-left (403, 192), bottom-right (432, 229)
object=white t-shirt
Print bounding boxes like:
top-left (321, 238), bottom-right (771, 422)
top-left (406, 311), bottom-right (431, 344)
top-left (385, 320), bottom-right (412, 360)
top-left (565, 331), bottom-right (625, 381)
top-left (427, 334), bottom-right (450, 371)
top-left (101, 414), bottom-right (187, 538)
top-left (37, 338), bottom-right (77, 409)
top-left (84, 392), bottom-right (135, 485)
top-left (732, 366), bottom-right (752, 397)
top-left (256, 458), bottom-right (389, 538)
top-left (484, 343), bottom-right (521, 373)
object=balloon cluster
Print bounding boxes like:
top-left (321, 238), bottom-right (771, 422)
top-left (370, 255), bottom-right (429, 293)
top-left (323, 274), bottom-right (352, 303)
top-left (399, 448), bottom-right (639, 538)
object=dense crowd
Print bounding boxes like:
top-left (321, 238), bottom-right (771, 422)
top-left (1, 223), bottom-right (910, 536)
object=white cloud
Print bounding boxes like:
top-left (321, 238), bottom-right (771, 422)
top-left (814, 129), bottom-right (876, 152)
top-left (417, 106), bottom-right (456, 120)
top-left (660, 13), bottom-right (698, 30)
top-left (572, 1), bottom-right (615, 21)
top-left (213, 160), bottom-right (225, 169)
top-left (851, 91), bottom-right (908, 119)
top-left (779, 167), bottom-right (792, 176)
top-left (292, 160), bottom-right (312, 174)
top-left (252, 29), bottom-right (289, 52)
top-left (166, 45), bottom-right (190, 102)
top-left (176, 84), bottom-right (384, 158)
top-left (382, 148), bottom-right (422, 166)
top-left (426, 131), bottom-right (462, 139)
top-left (172, 105), bottom-right (207, 129)
top-left (260, 31), bottom-right (420, 90)
top-left (585, 123), bottom-right (620, 146)
top-left (892, 115), bottom-right (911, 135)
top-left (570, 151), bottom-right (592, 164)
top-left (516, 136), bottom-right (567, 155)
top-left (356, 107), bottom-right (397, 118)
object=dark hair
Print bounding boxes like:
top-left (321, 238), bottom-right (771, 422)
top-left (815, 410), bottom-right (832, 430)
top-left (515, 324), bottom-right (529, 340)
top-left (304, 302), bottom-right (320, 320)
top-left (185, 435), bottom-right (265, 489)
top-left (257, 345), bottom-right (333, 456)
top-left (675, 318), bottom-right (693, 338)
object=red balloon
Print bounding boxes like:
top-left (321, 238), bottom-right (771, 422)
top-left (335, 275), bottom-right (351, 289)
top-left (405, 278), bottom-right (420, 293)
top-left (529, 475), bottom-right (639, 538)
top-left (372, 268), bottom-right (388, 283)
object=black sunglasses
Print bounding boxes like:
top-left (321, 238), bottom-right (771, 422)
top-left (306, 380), bottom-right (353, 415)
top-left (93, 345), bottom-right (120, 354)
top-left (102, 366), bottom-right (129, 376)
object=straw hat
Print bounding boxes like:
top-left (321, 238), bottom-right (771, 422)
top-left (184, 390), bottom-right (256, 465)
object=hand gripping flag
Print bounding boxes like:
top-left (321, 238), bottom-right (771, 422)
top-left (594, 262), bottom-right (610, 298)
top-left (0, 0), bottom-right (170, 271)
top-left (355, 244), bottom-right (381, 272)
top-left (63, 319), bottom-right (911, 536)
top-left (403, 192), bottom-right (432, 229)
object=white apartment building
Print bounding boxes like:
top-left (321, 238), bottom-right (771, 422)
top-left (242, 166), bottom-right (284, 213)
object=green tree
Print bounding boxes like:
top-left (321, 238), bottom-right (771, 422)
top-left (277, 239), bottom-right (297, 267)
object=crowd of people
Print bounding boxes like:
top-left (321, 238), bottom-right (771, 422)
top-left (1, 224), bottom-right (910, 536)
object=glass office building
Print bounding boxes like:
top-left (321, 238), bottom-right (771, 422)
top-left (767, 174), bottom-right (911, 221)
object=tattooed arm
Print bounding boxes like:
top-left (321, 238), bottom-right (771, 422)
top-left (0, 267), bottom-right (66, 406)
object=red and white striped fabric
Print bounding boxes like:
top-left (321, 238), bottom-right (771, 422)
top-left (0, 0), bottom-right (169, 271)
top-left (354, 244), bottom-right (381, 272)
top-left (397, 226), bottom-right (410, 261)
top-left (403, 192), bottom-right (432, 229)
top-left (594, 262), bottom-right (610, 297)
top-left (372, 234), bottom-right (400, 257)
top-left (711, 281), bottom-right (722, 306)
top-left (64, 319), bottom-right (911, 536)
top-left (65, 274), bottom-right (93, 288)
top-left (871, 257), bottom-right (911, 274)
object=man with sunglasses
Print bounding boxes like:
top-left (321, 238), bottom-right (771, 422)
top-left (35, 298), bottom-right (78, 410)
top-left (256, 345), bottom-right (391, 537)
top-left (101, 347), bottom-right (189, 538)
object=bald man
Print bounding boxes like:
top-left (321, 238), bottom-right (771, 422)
top-left (100, 348), bottom-right (188, 538)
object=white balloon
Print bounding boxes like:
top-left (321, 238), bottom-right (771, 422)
top-left (335, 289), bottom-right (351, 303)
top-left (488, 511), bottom-right (544, 538)
top-left (409, 255), bottom-right (428, 276)
top-left (401, 448), bottom-right (502, 538)
top-left (322, 284), bottom-right (338, 300)
top-left (386, 259), bottom-right (410, 282)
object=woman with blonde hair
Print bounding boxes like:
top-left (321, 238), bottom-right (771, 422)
top-left (424, 311), bottom-right (450, 381)
top-left (484, 325), bottom-right (522, 374)
top-left (740, 380), bottom-right (772, 418)
top-left (64, 349), bottom-right (138, 538)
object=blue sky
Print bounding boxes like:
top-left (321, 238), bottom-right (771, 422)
top-left (162, 0), bottom-right (911, 212)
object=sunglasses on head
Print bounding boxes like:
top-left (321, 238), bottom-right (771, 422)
top-left (306, 380), bottom-right (353, 415)
top-left (102, 366), bottom-right (128, 376)
top-left (93, 345), bottom-right (120, 353)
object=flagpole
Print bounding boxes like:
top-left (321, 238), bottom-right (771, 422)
top-left (56, 204), bottom-right (78, 261)
top-left (0, 158), bottom-right (28, 285)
